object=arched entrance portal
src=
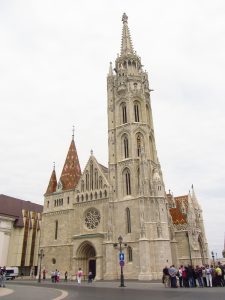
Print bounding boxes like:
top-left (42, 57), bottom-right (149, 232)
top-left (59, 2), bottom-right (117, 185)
top-left (76, 241), bottom-right (96, 278)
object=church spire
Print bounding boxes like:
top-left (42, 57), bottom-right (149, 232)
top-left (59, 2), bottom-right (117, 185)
top-left (59, 134), bottom-right (81, 191)
top-left (121, 13), bottom-right (134, 56)
top-left (45, 163), bottom-right (57, 195)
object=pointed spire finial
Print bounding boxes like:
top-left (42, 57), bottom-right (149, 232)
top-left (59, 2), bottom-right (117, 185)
top-left (72, 125), bottom-right (75, 140)
top-left (53, 161), bottom-right (55, 170)
top-left (121, 13), bottom-right (134, 56)
top-left (191, 184), bottom-right (194, 189)
top-left (108, 62), bottom-right (113, 76)
top-left (122, 13), bottom-right (128, 24)
top-left (91, 149), bottom-right (93, 156)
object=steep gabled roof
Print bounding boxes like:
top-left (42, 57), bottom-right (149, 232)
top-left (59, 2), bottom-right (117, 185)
top-left (75, 154), bottom-right (109, 193)
top-left (59, 139), bottom-right (81, 190)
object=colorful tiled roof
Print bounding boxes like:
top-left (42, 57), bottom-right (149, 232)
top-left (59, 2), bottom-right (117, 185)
top-left (45, 169), bottom-right (57, 195)
top-left (59, 139), bottom-right (81, 190)
top-left (169, 195), bottom-right (188, 225)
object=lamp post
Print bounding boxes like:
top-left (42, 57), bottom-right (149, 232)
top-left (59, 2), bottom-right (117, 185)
top-left (211, 251), bottom-right (215, 267)
top-left (38, 248), bottom-right (44, 283)
top-left (113, 235), bottom-right (127, 287)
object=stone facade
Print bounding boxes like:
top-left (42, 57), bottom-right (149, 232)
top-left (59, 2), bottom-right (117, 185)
top-left (40, 14), bottom-right (209, 280)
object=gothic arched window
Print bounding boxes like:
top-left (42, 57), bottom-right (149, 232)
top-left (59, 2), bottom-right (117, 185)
top-left (126, 207), bottom-right (131, 233)
top-left (55, 220), bottom-right (58, 240)
top-left (127, 246), bottom-right (133, 262)
top-left (94, 169), bottom-right (98, 189)
top-left (123, 168), bottom-right (131, 195)
top-left (134, 101), bottom-right (141, 122)
top-left (86, 171), bottom-right (89, 191)
top-left (123, 135), bottom-right (129, 158)
top-left (90, 161), bottom-right (93, 190)
top-left (137, 135), bottom-right (141, 157)
top-left (122, 103), bottom-right (127, 124)
top-left (137, 168), bottom-right (140, 193)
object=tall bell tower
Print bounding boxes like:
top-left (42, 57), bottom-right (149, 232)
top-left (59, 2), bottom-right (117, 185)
top-left (106, 13), bottom-right (172, 279)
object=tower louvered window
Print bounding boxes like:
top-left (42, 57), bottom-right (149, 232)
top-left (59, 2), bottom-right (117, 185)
top-left (134, 103), bottom-right (140, 122)
top-left (124, 136), bottom-right (129, 158)
top-left (137, 135), bottom-right (141, 157)
top-left (124, 169), bottom-right (131, 195)
top-left (122, 103), bottom-right (127, 124)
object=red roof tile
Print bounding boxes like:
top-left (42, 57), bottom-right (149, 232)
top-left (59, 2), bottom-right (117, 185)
top-left (169, 195), bottom-right (188, 225)
top-left (59, 139), bottom-right (81, 190)
top-left (45, 169), bottom-right (57, 195)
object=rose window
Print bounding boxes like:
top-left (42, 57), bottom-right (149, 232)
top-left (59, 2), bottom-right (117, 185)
top-left (85, 208), bottom-right (101, 229)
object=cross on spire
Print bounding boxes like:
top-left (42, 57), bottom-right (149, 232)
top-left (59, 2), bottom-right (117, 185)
top-left (121, 13), bottom-right (134, 56)
top-left (72, 125), bottom-right (75, 140)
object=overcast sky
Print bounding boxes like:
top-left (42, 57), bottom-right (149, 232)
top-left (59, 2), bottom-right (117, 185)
top-left (1, 0), bottom-right (225, 258)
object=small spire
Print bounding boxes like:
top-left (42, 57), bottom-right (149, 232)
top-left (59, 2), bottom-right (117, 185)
top-left (120, 13), bottom-right (134, 56)
top-left (108, 62), bottom-right (113, 76)
top-left (53, 161), bottom-right (55, 170)
top-left (72, 125), bottom-right (75, 140)
top-left (91, 149), bottom-right (93, 156)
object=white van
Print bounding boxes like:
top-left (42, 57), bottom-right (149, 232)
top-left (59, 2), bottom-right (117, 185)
top-left (5, 267), bottom-right (19, 280)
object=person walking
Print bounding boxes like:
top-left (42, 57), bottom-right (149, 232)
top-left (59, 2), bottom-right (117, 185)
top-left (88, 271), bottom-right (93, 283)
top-left (77, 268), bottom-right (83, 285)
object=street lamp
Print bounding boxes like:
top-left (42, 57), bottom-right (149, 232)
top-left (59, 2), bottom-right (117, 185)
top-left (113, 235), bottom-right (127, 287)
top-left (38, 249), bottom-right (44, 283)
top-left (211, 251), bottom-right (215, 267)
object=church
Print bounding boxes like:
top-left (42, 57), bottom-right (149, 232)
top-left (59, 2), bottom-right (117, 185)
top-left (40, 14), bottom-right (209, 280)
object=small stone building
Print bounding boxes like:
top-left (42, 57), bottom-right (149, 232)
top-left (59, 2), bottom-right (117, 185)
top-left (0, 194), bottom-right (43, 275)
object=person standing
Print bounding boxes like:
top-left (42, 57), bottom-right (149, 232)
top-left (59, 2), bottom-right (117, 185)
top-left (205, 265), bottom-right (212, 287)
top-left (162, 266), bottom-right (170, 287)
top-left (77, 268), bottom-right (83, 285)
top-left (64, 271), bottom-right (68, 282)
top-left (0, 267), bottom-right (3, 287)
top-left (43, 269), bottom-right (46, 280)
top-left (1, 267), bottom-right (6, 288)
top-left (168, 265), bottom-right (177, 288)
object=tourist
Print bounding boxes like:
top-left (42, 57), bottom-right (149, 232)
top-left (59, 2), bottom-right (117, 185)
top-left (65, 271), bottom-right (68, 282)
top-left (77, 268), bottom-right (83, 284)
top-left (162, 266), bottom-right (170, 288)
top-left (168, 265), bottom-right (177, 288)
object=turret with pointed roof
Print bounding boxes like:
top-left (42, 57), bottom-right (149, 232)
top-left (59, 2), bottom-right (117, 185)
top-left (59, 135), bottom-right (81, 191)
top-left (45, 164), bottom-right (57, 195)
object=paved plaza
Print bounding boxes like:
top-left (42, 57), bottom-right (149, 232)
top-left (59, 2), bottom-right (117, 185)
top-left (0, 279), bottom-right (224, 300)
